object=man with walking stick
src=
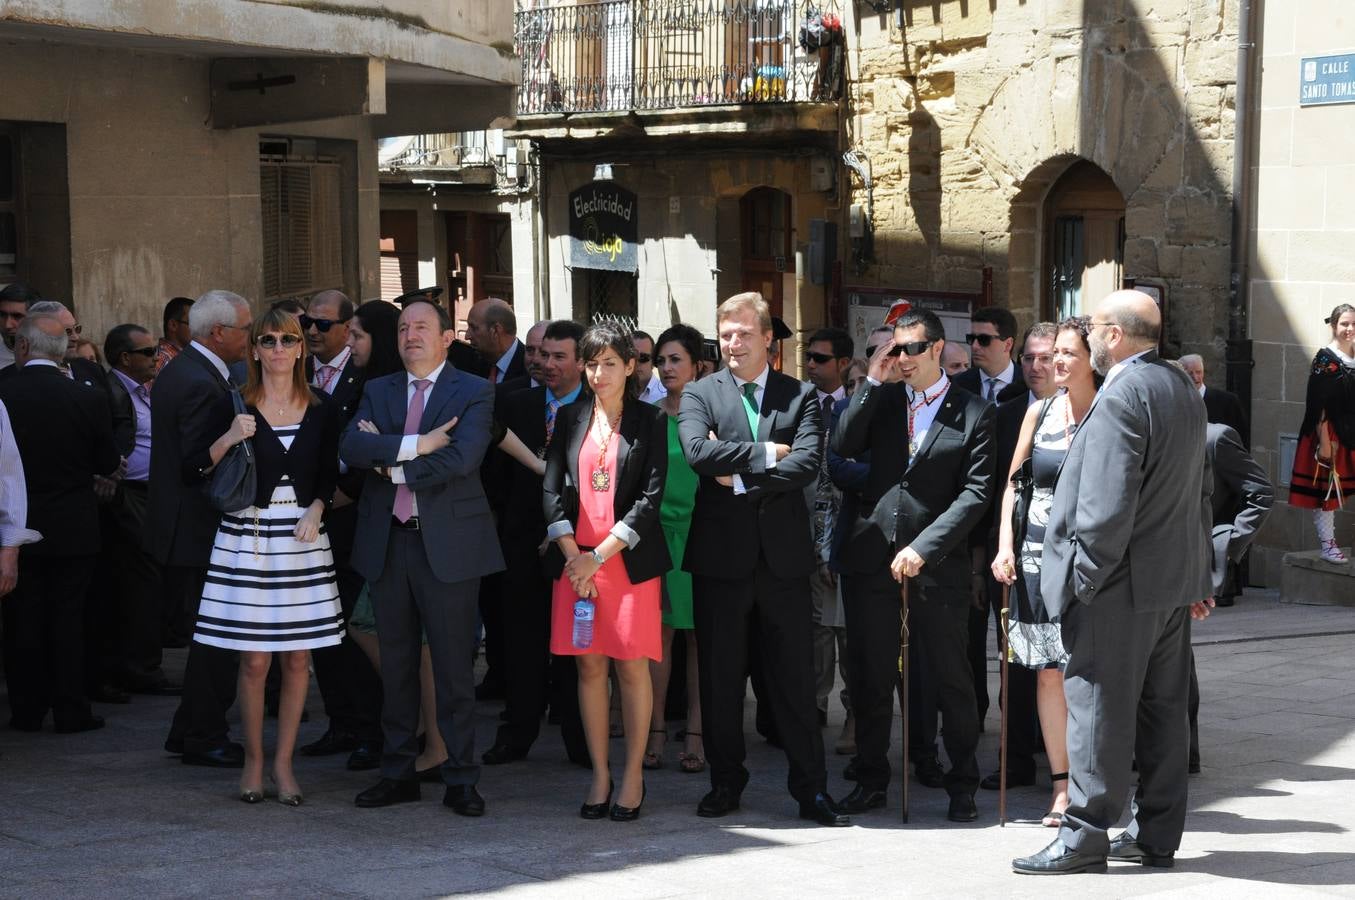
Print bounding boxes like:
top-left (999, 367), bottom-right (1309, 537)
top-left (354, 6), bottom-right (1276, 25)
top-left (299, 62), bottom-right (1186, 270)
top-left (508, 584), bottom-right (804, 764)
top-left (833, 308), bottom-right (996, 821)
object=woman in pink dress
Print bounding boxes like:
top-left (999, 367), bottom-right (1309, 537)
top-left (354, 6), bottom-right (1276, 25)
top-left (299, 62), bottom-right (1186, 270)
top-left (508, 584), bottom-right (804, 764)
top-left (544, 322), bottom-right (669, 822)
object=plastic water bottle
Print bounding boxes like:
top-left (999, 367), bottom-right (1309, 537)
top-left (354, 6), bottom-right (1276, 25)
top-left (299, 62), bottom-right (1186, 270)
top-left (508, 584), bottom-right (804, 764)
top-left (572, 597), bottom-right (595, 650)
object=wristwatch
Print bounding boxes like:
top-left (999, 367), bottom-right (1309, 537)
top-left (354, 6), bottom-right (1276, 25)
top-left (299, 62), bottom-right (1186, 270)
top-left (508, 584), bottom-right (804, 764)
top-left (589, 549), bottom-right (606, 566)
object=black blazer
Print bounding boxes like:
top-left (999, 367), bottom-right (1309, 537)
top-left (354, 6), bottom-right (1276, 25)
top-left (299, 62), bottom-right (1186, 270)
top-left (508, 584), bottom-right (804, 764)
top-left (832, 378), bottom-right (995, 584)
top-left (147, 346), bottom-right (234, 567)
top-left (1203, 386), bottom-right (1249, 446)
top-left (0, 365), bottom-right (121, 558)
top-left (952, 364), bottom-right (1026, 404)
top-left (305, 354), bottom-right (367, 424)
top-left (677, 367), bottom-right (822, 580)
top-left (491, 340), bottom-right (528, 384)
top-left (496, 385), bottom-right (552, 555)
top-left (542, 398), bottom-right (671, 584)
top-left (972, 393), bottom-right (1034, 545)
top-left (235, 390), bottom-right (341, 509)
top-left (106, 368), bottom-right (138, 457)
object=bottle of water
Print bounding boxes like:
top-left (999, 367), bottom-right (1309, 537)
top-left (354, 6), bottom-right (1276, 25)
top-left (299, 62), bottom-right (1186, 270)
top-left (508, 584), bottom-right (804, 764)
top-left (572, 597), bottom-right (595, 650)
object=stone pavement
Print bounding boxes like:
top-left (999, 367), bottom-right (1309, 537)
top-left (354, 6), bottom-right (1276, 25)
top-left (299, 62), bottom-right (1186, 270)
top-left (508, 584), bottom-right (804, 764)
top-left (1, 589), bottom-right (1353, 898)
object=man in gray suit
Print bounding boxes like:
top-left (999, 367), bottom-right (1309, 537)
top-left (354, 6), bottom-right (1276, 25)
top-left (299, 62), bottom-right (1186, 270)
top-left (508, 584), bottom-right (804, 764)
top-left (1014, 291), bottom-right (1211, 875)
top-left (340, 299), bottom-right (504, 816)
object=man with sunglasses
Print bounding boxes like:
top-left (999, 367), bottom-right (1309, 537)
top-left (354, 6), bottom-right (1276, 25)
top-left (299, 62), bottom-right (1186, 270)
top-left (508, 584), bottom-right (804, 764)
top-left (953, 307), bottom-right (1025, 404)
top-left (832, 309), bottom-right (995, 822)
top-left (632, 330), bottom-right (666, 404)
top-left (0, 281), bottom-right (37, 370)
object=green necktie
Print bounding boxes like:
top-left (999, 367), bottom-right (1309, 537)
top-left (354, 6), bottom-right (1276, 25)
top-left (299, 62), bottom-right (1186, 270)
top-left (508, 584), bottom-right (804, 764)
top-left (741, 382), bottom-right (760, 438)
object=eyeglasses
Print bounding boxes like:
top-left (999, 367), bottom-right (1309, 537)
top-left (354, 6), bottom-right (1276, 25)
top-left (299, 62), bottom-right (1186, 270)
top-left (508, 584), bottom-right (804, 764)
top-left (126, 347), bottom-right (157, 358)
top-left (256, 334), bottom-right (303, 349)
top-left (65, 324), bottom-right (83, 338)
top-left (804, 351), bottom-right (837, 364)
top-left (300, 314), bottom-right (351, 333)
top-left (966, 333), bottom-right (1001, 347)
top-left (219, 321), bottom-right (253, 332)
top-left (1089, 319), bottom-right (1116, 331)
top-left (1021, 353), bottom-right (1054, 365)
top-left (888, 340), bottom-right (935, 357)
top-left (635, 353), bottom-right (652, 364)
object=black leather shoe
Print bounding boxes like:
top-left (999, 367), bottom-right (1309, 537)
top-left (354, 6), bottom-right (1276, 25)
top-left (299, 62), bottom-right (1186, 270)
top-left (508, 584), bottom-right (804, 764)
top-left (416, 764), bottom-right (444, 784)
top-left (12, 717), bottom-right (44, 733)
top-left (580, 780), bottom-right (613, 820)
top-left (90, 683), bottom-right (131, 704)
top-left (443, 784), bottom-right (485, 817)
top-left (54, 714), bottom-right (106, 734)
top-left (842, 760), bottom-right (858, 781)
top-left (609, 782), bottom-right (645, 822)
top-left (300, 728), bottom-right (359, 757)
top-left (481, 742), bottom-right (529, 765)
top-left (181, 744), bottom-right (244, 768)
top-left (981, 769), bottom-right (1036, 790)
top-left (839, 784), bottom-right (887, 814)
top-left (799, 793), bottom-right (851, 827)
top-left (1188, 758), bottom-right (1201, 775)
top-left (346, 741), bottom-right (381, 771)
top-left (1013, 838), bottom-right (1108, 875)
top-left (1108, 833), bottom-right (1175, 868)
top-left (915, 757), bottom-right (945, 789)
top-left (355, 778), bottom-right (420, 808)
top-left (947, 793), bottom-right (979, 822)
top-left (163, 736), bottom-right (183, 754)
top-left (696, 785), bottom-right (742, 818)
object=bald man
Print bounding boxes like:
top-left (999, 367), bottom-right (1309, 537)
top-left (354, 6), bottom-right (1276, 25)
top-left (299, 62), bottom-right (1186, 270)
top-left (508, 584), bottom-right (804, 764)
top-left (465, 299), bottom-right (525, 387)
top-left (1014, 291), bottom-right (1211, 875)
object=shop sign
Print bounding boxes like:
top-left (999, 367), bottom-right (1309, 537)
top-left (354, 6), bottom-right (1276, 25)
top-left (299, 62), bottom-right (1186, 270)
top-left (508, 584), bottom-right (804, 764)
top-left (568, 182), bottom-right (638, 272)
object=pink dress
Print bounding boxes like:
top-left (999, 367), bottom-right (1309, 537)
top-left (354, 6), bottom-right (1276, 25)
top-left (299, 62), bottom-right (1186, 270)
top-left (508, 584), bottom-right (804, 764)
top-left (550, 427), bottom-right (663, 661)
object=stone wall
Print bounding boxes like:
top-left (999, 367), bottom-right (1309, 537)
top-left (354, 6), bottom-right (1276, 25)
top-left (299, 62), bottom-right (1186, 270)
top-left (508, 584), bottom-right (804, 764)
top-left (1246, 1), bottom-right (1355, 583)
top-left (845, 0), bottom-right (1238, 368)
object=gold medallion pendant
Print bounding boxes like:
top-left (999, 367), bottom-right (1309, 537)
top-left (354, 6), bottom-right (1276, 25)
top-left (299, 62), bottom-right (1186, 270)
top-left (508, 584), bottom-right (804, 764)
top-left (591, 468), bottom-right (611, 492)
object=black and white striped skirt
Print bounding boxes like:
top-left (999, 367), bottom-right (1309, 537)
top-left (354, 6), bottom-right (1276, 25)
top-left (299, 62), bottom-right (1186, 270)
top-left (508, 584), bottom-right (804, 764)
top-left (193, 484), bottom-right (344, 652)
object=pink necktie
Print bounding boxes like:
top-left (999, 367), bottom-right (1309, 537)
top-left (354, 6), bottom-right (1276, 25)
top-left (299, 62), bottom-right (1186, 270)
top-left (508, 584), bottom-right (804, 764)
top-left (393, 379), bottom-right (431, 522)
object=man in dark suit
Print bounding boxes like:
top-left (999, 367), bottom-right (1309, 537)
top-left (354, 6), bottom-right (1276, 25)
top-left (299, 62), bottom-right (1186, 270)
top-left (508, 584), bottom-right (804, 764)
top-left (1181, 354), bottom-right (1249, 444)
top-left (678, 291), bottom-right (847, 827)
top-left (154, 290), bottom-right (254, 768)
top-left (294, 289), bottom-right (383, 770)
top-left (832, 308), bottom-right (995, 822)
top-left (1014, 291), bottom-right (1211, 874)
top-left (952, 306), bottom-right (1026, 403)
top-left (480, 319), bottom-right (589, 765)
top-left (465, 298), bottom-right (526, 387)
top-left (341, 299), bottom-right (504, 816)
top-left (97, 324), bottom-right (177, 696)
top-left (0, 313), bottom-right (122, 733)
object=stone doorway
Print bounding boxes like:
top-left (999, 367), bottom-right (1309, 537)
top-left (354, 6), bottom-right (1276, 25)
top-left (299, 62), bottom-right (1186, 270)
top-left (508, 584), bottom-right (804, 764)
top-left (1043, 160), bottom-right (1125, 320)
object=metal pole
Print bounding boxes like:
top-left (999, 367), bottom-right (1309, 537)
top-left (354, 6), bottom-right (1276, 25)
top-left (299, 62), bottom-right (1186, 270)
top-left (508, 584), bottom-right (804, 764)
top-left (899, 576), bottom-right (911, 824)
top-left (999, 585), bottom-right (1011, 827)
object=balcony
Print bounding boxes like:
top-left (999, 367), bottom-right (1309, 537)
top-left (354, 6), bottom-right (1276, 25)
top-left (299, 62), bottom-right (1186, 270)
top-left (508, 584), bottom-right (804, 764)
top-left (512, 0), bottom-right (843, 140)
top-left (378, 132), bottom-right (527, 190)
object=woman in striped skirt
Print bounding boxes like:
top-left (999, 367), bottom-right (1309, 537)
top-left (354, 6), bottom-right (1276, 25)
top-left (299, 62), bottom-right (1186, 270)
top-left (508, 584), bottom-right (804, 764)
top-left (195, 306), bottom-right (343, 805)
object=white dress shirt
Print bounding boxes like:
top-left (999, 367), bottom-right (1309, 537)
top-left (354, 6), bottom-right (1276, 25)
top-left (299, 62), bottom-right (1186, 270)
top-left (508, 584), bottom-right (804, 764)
top-left (0, 399), bottom-right (42, 547)
top-left (638, 372), bottom-right (666, 405)
top-left (312, 346), bottom-right (352, 395)
top-left (906, 372), bottom-right (950, 454)
top-left (1101, 349), bottom-right (1154, 390)
top-left (731, 365), bottom-right (779, 495)
top-left (189, 340), bottom-right (231, 383)
top-left (979, 360), bottom-right (1016, 401)
top-left (388, 362), bottom-right (447, 514)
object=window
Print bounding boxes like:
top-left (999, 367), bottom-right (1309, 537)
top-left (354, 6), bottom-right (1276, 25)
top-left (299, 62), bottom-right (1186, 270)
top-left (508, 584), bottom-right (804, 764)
top-left (0, 128), bottom-right (17, 280)
top-left (260, 155), bottom-right (343, 304)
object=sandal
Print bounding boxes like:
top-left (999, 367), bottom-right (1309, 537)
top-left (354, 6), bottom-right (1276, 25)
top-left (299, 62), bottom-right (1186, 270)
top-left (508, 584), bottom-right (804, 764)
top-left (678, 732), bottom-right (705, 774)
top-left (643, 729), bottom-right (665, 770)
top-left (1042, 771), bottom-right (1069, 828)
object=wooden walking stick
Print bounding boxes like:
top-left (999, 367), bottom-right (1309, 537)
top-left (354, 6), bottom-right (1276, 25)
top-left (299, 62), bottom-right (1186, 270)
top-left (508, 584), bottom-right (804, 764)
top-left (999, 583), bottom-right (1011, 827)
top-left (898, 575), bottom-right (911, 824)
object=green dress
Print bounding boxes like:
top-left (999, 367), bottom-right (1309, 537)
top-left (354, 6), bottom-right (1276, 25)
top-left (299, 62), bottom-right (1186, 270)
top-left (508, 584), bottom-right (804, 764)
top-left (660, 413), bottom-right (698, 629)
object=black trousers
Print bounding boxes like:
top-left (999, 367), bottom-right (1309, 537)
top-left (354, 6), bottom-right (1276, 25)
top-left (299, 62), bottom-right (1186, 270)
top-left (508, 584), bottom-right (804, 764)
top-left (165, 565), bottom-right (239, 752)
top-left (1188, 651), bottom-right (1200, 768)
top-left (843, 568), bottom-right (979, 796)
top-left (370, 527), bottom-right (481, 786)
top-left (91, 483), bottom-right (165, 689)
top-left (495, 550), bottom-right (552, 751)
top-left (309, 506), bottom-right (382, 742)
top-left (3, 555), bottom-right (96, 728)
top-left (477, 570), bottom-right (505, 691)
top-left (693, 562), bottom-right (826, 804)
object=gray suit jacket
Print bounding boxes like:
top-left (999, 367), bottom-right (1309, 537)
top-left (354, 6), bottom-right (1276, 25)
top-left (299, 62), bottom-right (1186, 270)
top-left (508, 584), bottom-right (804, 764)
top-left (1206, 423), bottom-right (1272, 597)
top-left (1040, 352), bottom-right (1212, 617)
top-left (339, 365), bottom-right (505, 585)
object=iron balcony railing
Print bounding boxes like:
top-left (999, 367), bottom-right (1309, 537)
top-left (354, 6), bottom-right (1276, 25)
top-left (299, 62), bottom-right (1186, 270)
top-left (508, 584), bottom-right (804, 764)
top-left (515, 0), bottom-right (844, 115)
top-left (378, 132), bottom-right (498, 170)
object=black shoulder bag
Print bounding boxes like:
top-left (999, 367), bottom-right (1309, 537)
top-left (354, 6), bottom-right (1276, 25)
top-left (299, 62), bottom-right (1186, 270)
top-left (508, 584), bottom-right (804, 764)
top-left (207, 389), bottom-right (257, 512)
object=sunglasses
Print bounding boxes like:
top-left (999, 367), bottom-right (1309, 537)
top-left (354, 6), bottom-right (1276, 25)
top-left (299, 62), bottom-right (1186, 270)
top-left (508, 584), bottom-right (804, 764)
top-left (256, 334), bottom-right (303, 349)
top-left (636, 353), bottom-right (652, 364)
top-left (804, 351), bottom-right (838, 364)
top-left (888, 340), bottom-right (935, 357)
top-left (65, 324), bottom-right (83, 338)
top-left (300, 314), bottom-right (351, 333)
top-left (126, 346), bottom-right (157, 358)
top-left (966, 333), bottom-right (1003, 347)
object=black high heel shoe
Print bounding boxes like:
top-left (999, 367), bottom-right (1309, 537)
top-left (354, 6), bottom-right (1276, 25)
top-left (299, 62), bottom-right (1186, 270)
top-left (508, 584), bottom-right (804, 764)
top-left (609, 781), bottom-right (646, 822)
top-left (580, 779), bottom-right (613, 820)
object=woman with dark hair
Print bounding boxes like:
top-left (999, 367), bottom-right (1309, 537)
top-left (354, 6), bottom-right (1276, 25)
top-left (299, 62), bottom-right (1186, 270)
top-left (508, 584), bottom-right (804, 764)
top-left (1289, 303), bottom-right (1355, 562)
top-left (544, 322), bottom-right (669, 821)
top-left (643, 324), bottom-right (705, 774)
top-left (990, 315), bottom-right (1098, 828)
top-left (194, 306), bottom-right (343, 806)
top-left (347, 300), bottom-right (402, 378)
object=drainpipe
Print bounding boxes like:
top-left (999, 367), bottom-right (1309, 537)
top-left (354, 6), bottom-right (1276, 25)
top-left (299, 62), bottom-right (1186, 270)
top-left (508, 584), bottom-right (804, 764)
top-left (1226, 0), bottom-right (1258, 440)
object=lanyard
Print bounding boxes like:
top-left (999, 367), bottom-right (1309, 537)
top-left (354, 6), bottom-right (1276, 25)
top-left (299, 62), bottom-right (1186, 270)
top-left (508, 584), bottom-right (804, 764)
top-left (907, 381), bottom-right (949, 455)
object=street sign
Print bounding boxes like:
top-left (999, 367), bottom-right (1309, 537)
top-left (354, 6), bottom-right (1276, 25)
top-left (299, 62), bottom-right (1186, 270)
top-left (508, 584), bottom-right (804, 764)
top-left (1300, 52), bottom-right (1355, 107)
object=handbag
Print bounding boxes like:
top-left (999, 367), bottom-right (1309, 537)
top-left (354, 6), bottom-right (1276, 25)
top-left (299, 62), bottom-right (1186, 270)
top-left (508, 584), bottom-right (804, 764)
top-left (1007, 396), bottom-right (1055, 553)
top-left (206, 389), bottom-right (257, 513)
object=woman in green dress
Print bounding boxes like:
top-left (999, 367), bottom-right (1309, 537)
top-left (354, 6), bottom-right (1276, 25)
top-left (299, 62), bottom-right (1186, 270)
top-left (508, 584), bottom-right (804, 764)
top-left (643, 324), bottom-right (705, 773)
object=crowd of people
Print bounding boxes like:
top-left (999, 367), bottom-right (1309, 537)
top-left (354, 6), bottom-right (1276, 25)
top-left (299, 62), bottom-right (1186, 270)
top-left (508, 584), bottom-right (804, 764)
top-left (0, 275), bottom-right (1317, 873)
